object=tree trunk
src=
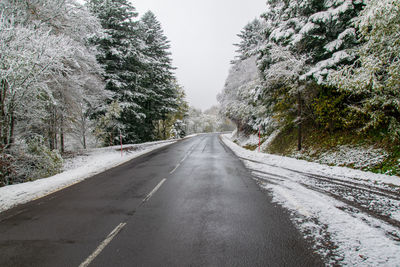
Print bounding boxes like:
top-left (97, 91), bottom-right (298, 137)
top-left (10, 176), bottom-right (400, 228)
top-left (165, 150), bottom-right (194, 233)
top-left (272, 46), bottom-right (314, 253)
top-left (0, 79), bottom-right (7, 146)
top-left (329, 117), bottom-right (334, 135)
top-left (60, 126), bottom-right (65, 153)
top-left (54, 110), bottom-right (58, 150)
top-left (49, 125), bottom-right (53, 150)
top-left (297, 91), bottom-right (302, 151)
top-left (83, 134), bottom-right (86, 150)
top-left (8, 110), bottom-right (15, 149)
top-left (49, 109), bottom-right (56, 150)
top-left (157, 121), bottom-right (160, 139)
top-left (80, 110), bottom-right (87, 149)
top-left (2, 115), bottom-right (9, 147)
top-left (163, 119), bottom-right (166, 140)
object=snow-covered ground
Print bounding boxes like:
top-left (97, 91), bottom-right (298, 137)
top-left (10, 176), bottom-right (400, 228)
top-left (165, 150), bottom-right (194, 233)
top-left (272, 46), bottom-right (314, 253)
top-left (0, 140), bottom-right (176, 213)
top-left (289, 145), bottom-right (389, 171)
top-left (230, 129), bottom-right (280, 152)
top-left (221, 134), bottom-right (400, 266)
top-left (230, 130), bottom-right (259, 148)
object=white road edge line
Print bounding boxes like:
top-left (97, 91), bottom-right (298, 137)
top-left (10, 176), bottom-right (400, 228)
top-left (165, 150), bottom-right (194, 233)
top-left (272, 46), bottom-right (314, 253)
top-left (143, 178), bottom-right (167, 202)
top-left (79, 222), bottom-right (127, 267)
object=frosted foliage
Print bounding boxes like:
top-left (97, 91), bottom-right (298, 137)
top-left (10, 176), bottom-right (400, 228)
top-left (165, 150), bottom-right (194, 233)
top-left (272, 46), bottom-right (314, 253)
top-left (310, 11), bottom-right (331, 24)
top-left (261, 0), bottom-right (359, 84)
top-left (325, 27), bottom-right (356, 52)
top-left (218, 0), bottom-right (364, 138)
top-left (225, 56), bottom-right (259, 92)
top-left (218, 56), bottom-right (266, 130)
top-left (299, 22), bottom-right (317, 35)
top-left (295, 0), bottom-right (360, 83)
top-left (0, 15), bottom-right (76, 121)
top-left (263, 44), bottom-right (308, 92)
top-left (338, 28), bottom-right (356, 40)
top-left (235, 19), bottom-right (265, 60)
top-left (0, 0), bottom-right (106, 152)
top-left (324, 39), bottom-right (343, 53)
top-left (184, 107), bottom-right (230, 134)
top-left (303, 51), bottom-right (353, 84)
top-left (270, 27), bottom-right (295, 42)
top-left (329, 0), bottom-right (400, 137)
top-left (0, 0), bottom-right (104, 43)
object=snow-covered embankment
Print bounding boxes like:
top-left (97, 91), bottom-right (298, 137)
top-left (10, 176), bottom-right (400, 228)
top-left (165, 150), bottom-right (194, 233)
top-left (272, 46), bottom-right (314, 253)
top-left (221, 134), bottom-right (400, 266)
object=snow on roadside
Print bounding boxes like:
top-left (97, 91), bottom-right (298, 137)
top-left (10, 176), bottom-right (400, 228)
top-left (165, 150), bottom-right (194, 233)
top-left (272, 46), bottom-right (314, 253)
top-left (221, 134), bottom-right (400, 266)
top-left (260, 129), bottom-right (280, 151)
top-left (0, 140), bottom-right (176, 213)
top-left (224, 134), bottom-right (400, 187)
top-left (290, 145), bottom-right (388, 171)
top-left (230, 130), bottom-right (259, 148)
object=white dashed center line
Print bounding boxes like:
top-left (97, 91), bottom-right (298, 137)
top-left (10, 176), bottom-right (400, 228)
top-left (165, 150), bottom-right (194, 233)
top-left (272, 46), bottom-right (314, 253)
top-left (79, 222), bottom-right (127, 267)
top-left (143, 178), bottom-right (167, 203)
top-left (170, 144), bottom-right (197, 174)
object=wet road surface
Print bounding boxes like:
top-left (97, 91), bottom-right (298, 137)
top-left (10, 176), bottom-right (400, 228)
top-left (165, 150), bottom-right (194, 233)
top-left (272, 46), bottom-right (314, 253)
top-left (0, 134), bottom-right (323, 266)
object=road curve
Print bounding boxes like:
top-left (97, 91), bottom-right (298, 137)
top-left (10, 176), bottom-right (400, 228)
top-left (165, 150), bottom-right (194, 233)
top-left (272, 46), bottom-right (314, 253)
top-left (0, 134), bottom-right (323, 266)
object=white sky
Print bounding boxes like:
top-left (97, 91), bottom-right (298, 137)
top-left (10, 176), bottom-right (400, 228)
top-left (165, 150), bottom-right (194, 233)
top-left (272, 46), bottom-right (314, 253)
top-left (131, 0), bottom-right (266, 110)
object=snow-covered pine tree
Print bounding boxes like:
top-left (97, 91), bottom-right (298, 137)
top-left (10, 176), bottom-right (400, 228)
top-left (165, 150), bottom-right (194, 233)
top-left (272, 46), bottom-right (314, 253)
top-left (258, 0), bottom-right (364, 90)
top-left (234, 18), bottom-right (265, 61)
top-left (329, 0), bottom-right (400, 140)
top-left (87, 0), bottom-right (146, 144)
top-left (293, 0), bottom-right (365, 134)
top-left (171, 84), bottom-right (189, 138)
top-left (256, 1), bottom-right (304, 141)
top-left (157, 82), bottom-right (188, 139)
top-left (138, 11), bottom-right (178, 141)
top-left (293, 0), bottom-right (364, 84)
top-left (256, 0), bottom-right (365, 138)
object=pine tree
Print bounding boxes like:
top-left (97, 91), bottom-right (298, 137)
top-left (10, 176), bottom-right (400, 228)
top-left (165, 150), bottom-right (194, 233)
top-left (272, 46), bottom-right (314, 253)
top-left (329, 0), bottom-right (400, 140)
top-left (258, 0), bottom-right (364, 84)
top-left (87, 0), bottom-right (146, 143)
top-left (87, 4), bottom-right (179, 143)
top-left (291, 0), bottom-right (364, 83)
top-left (157, 83), bottom-right (188, 139)
top-left (234, 18), bottom-right (265, 61)
top-left (138, 11), bottom-right (177, 141)
top-left (255, 0), bottom-right (365, 145)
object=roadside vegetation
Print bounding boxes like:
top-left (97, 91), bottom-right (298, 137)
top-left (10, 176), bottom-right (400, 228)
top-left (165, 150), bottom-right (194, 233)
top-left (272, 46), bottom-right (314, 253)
top-left (0, 0), bottom-right (219, 186)
top-left (263, 126), bottom-right (400, 176)
top-left (218, 0), bottom-right (400, 176)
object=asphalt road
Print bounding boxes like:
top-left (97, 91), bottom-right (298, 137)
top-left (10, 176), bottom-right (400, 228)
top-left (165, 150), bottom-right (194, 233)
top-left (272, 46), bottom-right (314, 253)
top-left (0, 134), bottom-right (323, 266)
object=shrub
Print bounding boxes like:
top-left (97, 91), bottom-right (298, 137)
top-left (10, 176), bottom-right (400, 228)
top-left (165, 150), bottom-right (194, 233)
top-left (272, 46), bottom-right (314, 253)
top-left (0, 148), bottom-right (16, 186)
top-left (20, 136), bottom-right (63, 180)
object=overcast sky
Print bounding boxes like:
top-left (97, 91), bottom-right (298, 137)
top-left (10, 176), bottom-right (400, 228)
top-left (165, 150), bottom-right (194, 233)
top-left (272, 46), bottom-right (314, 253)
top-left (131, 0), bottom-right (266, 110)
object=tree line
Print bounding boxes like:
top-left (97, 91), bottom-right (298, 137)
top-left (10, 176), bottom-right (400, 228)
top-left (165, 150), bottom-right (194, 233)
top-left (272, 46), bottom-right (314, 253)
top-left (219, 0), bottom-right (400, 150)
top-left (0, 0), bottom-right (188, 185)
